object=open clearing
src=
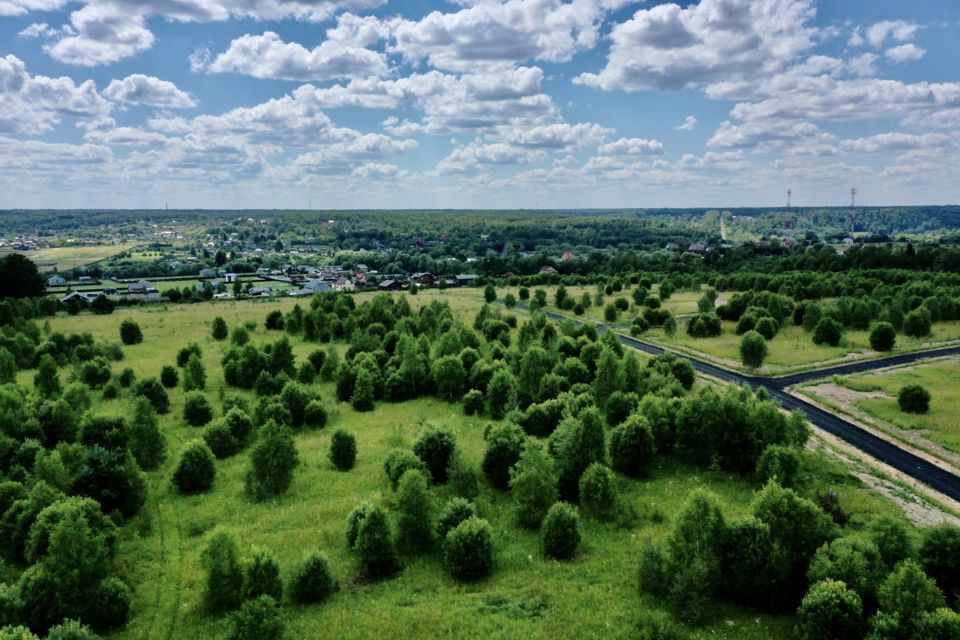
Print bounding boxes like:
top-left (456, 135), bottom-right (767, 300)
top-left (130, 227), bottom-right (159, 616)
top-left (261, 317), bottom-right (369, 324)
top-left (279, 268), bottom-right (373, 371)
top-left (4, 242), bottom-right (140, 272)
top-left (29, 293), bottom-right (930, 640)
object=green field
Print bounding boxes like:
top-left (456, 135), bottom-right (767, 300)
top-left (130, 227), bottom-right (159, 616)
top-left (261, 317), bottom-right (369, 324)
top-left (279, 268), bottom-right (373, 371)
top-left (5, 243), bottom-right (140, 272)
top-left (823, 359), bottom-right (960, 454)
top-left (25, 294), bottom-right (926, 639)
top-left (640, 320), bottom-right (960, 374)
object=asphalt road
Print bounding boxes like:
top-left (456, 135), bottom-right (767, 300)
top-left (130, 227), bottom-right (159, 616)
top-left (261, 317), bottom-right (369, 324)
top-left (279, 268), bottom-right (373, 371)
top-left (537, 308), bottom-right (960, 502)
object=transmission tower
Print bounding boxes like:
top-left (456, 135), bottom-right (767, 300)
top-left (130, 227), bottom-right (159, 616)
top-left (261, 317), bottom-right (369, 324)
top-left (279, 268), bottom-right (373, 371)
top-left (850, 187), bottom-right (858, 208)
top-left (786, 188), bottom-right (792, 209)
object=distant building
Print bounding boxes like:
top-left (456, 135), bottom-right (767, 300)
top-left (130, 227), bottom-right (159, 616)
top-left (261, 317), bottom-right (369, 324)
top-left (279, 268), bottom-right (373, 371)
top-left (225, 273), bottom-right (238, 283)
top-left (248, 286), bottom-right (274, 297)
top-left (539, 266), bottom-right (558, 274)
top-left (302, 279), bottom-right (332, 294)
top-left (561, 251), bottom-right (576, 261)
top-left (688, 242), bottom-right (708, 253)
top-left (78, 276), bottom-right (93, 282)
top-left (59, 291), bottom-right (92, 304)
top-left (455, 274), bottom-right (479, 286)
top-left (47, 275), bottom-right (66, 286)
top-left (198, 268), bottom-right (216, 279)
top-left (127, 281), bottom-right (151, 294)
top-left (332, 277), bottom-right (355, 292)
top-left (378, 279), bottom-right (404, 292)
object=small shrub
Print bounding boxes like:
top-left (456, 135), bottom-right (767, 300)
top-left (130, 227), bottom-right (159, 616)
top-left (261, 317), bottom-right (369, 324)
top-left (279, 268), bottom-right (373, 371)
top-left (329, 430), bottom-right (357, 471)
top-left (202, 528), bottom-right (244, 614)
top-left (89, 577), bottom-right (132, 631)
top-left (119, 320), bottom-right (142, 345)
top-left (463, 389), bottom-right (484, 416)
top-left (229, 595), bottom-right (284, 640)
top-left (355, 505), bottom-right (400, 578)
top-left (384, 449), bottom-right (428, 490)
top-left (303, 400), bottom-right (328, 429)
top-left (443, 517), bottom-right (493, 582)
top-left (244, 421), bottom-right (299, 501)
top-left (869, 322), bottom-right (896, 352)
top-left (172, 439), bottom-right (216, 494)
top-left (898, 384), bottom-right (931, 414)
top-left (813, 318), bottom-right (842, 347)
top-left (243, 548), bottom-right (282, 602)
top-left (413, 425), bottom-right (457, 484)
top-left (183, 391), bottom-right (214, 426)
top-left (289, 551), bottom-right (336, 604)
top-left (446, 447), bottom-right (481, 499)
top-left (437, 498), bottom-right (477, 541)
top-left (134, 377), bottom-right (169, 414)
top-left (541, 502), bottom-right (581, 560)
top-left (204, 422), bottom-right (241, 459)
top-left (482, 422), bottom-right (525, 490)
top-left (395, 469), bottom-right (435, 553)
top-left (345, 503), bottom-right (370, 548)
top-left (756, 445), bottom-right (800, 487)
top-left (223, 408), bottom-right (253, 444)
top-left (579, 463), bottom-right (618, 521)
top-left (160, 365), bottom-right (178, 388)
top-left (609, 415), bottom-right (655, 479)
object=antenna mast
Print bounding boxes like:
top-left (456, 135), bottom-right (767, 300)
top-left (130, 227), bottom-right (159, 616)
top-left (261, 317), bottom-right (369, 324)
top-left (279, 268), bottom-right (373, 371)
top-left (850, 187), bottom-right (857, 208)
top-left (786, 188), bottom-right (792, 209)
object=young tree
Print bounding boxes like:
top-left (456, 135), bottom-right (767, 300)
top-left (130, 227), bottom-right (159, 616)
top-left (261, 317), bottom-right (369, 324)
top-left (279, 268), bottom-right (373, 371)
top-left (134, 377), bottom-right (169, 414)
top-left (485, 369), bottom-right (516, 419)
top-left (593, 347), bottom-right (622, 409)
top-left (245, 421), bottom-right (299, 500)
top-left (609, 415), bottom-right (655, 478)
top-left (483, 284), bottom-right (497, 303)
top-left (328, 429), bottom-right (356, 471)
top-left (482, 421), bottom-right (525, 489)
top-left (160, 365), bottom-right (179, 388)
top-left (578, 463), bottom-right (618, 521)
top-left (350, 368), bottom-right (376, 412)
top-left (355, 505), bottom-right (400, 578)
top-left (508, 440), bottom-right (558, 529)
top-left (395, 469), bottom-right (435, 553)
top-left (813, 318), bottom-right (843, 347)
top-left (412, 426), bottom-right (457, 484)
top-left (34, 353), bottom-right (61, 398)
top-left (202, 528), bottom-right (244, 614)
top-left (288, 551), bottom-right (336, 604)
top-left (211, 317), bottom-right (229, 341)
top-left (798, 579), bottom-right (865, 640)
top-left (172, 440), bottom-right (216, 494)
top-left (740, 330), bottom-right (768, 368)
top-left (432, 356), bottom-right (466, 402)
top-left (229, 595), bottom-right (284, 640)
top-left (898, 384), bottom-right (931, 414)
top-left (541, 502), bottom-right (581, 560)
top-left (443, 517), bottom-right (493, 582)
top-left (119, 319), bottom-right (142, 345)
top-left (183, 354), bottom-right (206, 391)
top-left (869, 322), bottom-right (897, 352)
top-left (183, 391), bottom-right (214, 426)
top-left (243, 548), bottom-right (282, 602)
top-left (129, 396), bottom-right (165, 471)
top-left (437, 498), bottom-right (477, 541)
top-left (903, 307), bottom-right (932, 338)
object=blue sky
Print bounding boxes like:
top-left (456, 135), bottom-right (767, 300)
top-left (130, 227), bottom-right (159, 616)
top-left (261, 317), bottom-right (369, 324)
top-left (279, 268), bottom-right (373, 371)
top-left (0, 0), bottom-right (958, 209)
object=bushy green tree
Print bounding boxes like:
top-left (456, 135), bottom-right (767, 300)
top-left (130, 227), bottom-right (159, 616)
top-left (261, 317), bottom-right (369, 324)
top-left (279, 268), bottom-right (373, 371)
top-left (383, 449), bottom-right (428, 490)
top-left (355, 505), bottom-right (400, 578)
top-left (329, 429), bottom-right (356, 471)
top-left (807, 537), bottom-right (885, 608)
top-left (482, 422), bottom-right (525, 489)
top-left (446, 447), bottom-right (480, 499)
top-left (350, 368), bottom-right (375, 412)
top-left (508, 440), bottom-right (558, 529)
top-left (245, 421), bottom-right (299, 500)
top-left (740, 331), bottom-right (767, 368)
top-left (443, 517), bottom-right (493, 582)
top-left (172, 439), bottom-right (216, 494)
top-left (541, 502), bottom-right (581, 560)
top-left (903, 307), bottom-right (932, 338)
top-left (898, 384), bottom-right (930, 414)
top-left (412, 426), bottom-right (457, 484)
top-left (133, 377), bottom-right (169, 414)
top-left (34, 354), bottom-right (60, 398)
top-left (160, 365), bottom-right (178, 388)
top-left (609, 415), bottom-right (655, 478)
top-left (755, 445), bottom-right (800, 488)
top-left (485, 369), bottom-right (515, 419)
top-left (871, 559), bottom-right (945, 639)
top-left (129, 396), bottom-right (165, 471)
top-left (550, 409), bottom-right (606, 501)
top-left (437, 498), bottom-right (477, 541)
top-left (118, 320), bottom-right (142, 346)
top-left (212, 317), bottom-right (228, 341)
top-left (813, 318), bottom-right (842, 347)
top-left (228, 595), bottom-right (284, 640)
top-left (243, 548), bottom-right (282, 602)
top-left (183, 354), bottom-right (206, 392)
top-left (798, 579), bottom-right (865, 640)
top-left (869, 322), bottom-right (896, 352)
top-left (288, 551), bottom-right (336, 604)
top-left (183, 391), bottom-right (214, 426)
top-left (395, 469), bottom-right (435, 553)
top-left (918, 523), bottom-right (960, 601)
top-left (202, 528), bottom-right (244, 614)
top-left (578, 463), bottom-right (618, 521)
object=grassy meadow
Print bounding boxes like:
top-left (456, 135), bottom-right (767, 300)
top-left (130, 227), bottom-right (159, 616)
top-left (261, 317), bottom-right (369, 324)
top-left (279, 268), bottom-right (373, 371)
top-left (24, 292), bottom-right (927, 640)
top-left (824, 359), bottom-right (960, 454)
top-left (4, 243), bottom-right (140, 272)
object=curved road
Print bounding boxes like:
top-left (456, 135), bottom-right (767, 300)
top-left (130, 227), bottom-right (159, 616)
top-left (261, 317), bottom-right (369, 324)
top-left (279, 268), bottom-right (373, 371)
top-left (538, 307), bottom-right (960, 502)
